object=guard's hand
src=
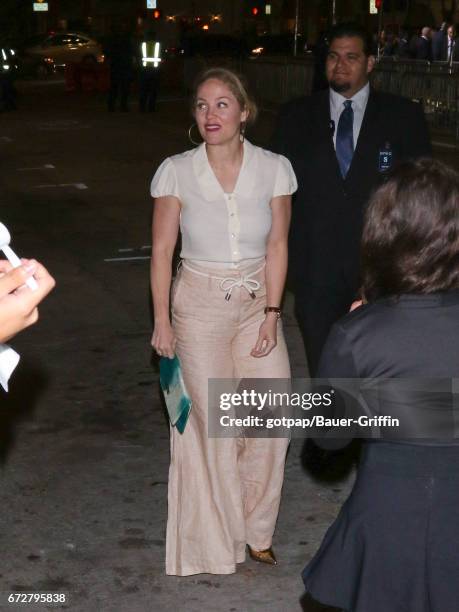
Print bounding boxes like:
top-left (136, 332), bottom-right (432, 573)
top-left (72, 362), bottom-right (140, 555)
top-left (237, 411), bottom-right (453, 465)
top-left (251, 315), bottom-right (278, 358)
top-left (350, 300), bottom-right (363, 312)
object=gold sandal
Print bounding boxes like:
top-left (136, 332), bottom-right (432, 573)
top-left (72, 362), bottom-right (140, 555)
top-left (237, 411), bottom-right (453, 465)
top-left (247, 545), bottom-right (277, 565)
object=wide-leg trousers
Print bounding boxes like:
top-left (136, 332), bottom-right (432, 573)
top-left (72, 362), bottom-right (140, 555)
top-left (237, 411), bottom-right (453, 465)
top-left (166, 259), bottom-right (290, 576)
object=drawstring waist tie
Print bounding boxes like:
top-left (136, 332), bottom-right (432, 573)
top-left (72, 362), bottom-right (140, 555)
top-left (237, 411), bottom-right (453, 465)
top-left (181, 261), bottom-right (265, 301)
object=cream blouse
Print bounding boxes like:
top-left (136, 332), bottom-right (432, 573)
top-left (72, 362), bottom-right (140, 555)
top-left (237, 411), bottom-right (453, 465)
top-left (150, 139), bottom-right (297, 264)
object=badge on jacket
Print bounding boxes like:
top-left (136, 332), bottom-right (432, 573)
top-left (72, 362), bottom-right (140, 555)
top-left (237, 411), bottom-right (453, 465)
top-left (379, 143), bottom-right (393, 173)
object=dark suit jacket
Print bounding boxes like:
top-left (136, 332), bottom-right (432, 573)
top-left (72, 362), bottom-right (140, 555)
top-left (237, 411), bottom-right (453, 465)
top-left (271, 89), bottom-right (432, 296)
top-left (416, 36), bottom-right (432, 60)
top-left (432, 29), bottom-right (446, 61)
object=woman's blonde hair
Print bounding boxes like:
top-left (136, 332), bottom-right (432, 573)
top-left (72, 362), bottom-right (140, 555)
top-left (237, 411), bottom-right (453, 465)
top-left (191, 67), bottom-right (258, 124)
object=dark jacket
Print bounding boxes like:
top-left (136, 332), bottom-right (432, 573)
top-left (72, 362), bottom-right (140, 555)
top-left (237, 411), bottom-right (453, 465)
top-left (317, 290), bottom-right (459, 446)
top-left (432, 29), bottom-right (446, 60)
top-left (416, 36), bottom-right (432, 60)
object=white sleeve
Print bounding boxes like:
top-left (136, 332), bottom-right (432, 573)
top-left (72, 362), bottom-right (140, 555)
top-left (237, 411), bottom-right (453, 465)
top-left (150, 158), bottom-right (179, 198)
top-left (272, 155), bottom-right (298, 198)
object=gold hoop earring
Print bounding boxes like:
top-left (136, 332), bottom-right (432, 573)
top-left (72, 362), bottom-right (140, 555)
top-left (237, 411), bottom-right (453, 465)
top-left (188, 123), bottom-right (202, 146)
top-left (240, 122), bottom-right (246, 143)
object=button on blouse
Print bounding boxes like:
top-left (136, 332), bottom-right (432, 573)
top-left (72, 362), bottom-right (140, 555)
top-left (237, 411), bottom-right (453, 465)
top-left (150, 139), bottom-right (297, 264)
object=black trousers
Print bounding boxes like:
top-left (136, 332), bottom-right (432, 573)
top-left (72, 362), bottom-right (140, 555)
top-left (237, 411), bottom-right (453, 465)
top-left (139, 69), bottom-right (160, 112)
top-left (0, 76), bottom-right (16, 111)
top-left (294, 284), bottom-right (356, 377)
top-left (108, 73), bottom-right (131, 111)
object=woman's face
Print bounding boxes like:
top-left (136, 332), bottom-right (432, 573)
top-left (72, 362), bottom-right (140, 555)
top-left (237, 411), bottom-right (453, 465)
top-left (194, 78), bottom-right (248, 146)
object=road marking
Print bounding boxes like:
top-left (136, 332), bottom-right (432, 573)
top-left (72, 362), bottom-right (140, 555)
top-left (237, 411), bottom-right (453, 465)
top-left (33, 183), bottom-right (88, 190)
top-left (117, 246), bottom-right (151, 253)
top-left (432, 140), bottom-right (457, 150)
top-left (37, 120), bottom-right (90, 131)
top-left (20, 79), bottom-right (66, 88)
top-left (104, 256), bottom-right (150, 262)
top-left (18, 164), bottom-right (55, 171)
top-left (61, 182), bottom-right (88, 190)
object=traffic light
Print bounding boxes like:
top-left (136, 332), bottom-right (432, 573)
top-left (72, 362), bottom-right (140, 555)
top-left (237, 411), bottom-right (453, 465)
top-left (153, 8), bottom-right (162, 19)
top-left (251, 6), bottom-right (259, 16)
top-left (375, 0), bottom-right (383, 9)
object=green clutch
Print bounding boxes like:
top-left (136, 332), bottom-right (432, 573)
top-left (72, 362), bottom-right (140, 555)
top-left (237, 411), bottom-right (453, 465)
top-left (159, 355), bottom-right (192, 434)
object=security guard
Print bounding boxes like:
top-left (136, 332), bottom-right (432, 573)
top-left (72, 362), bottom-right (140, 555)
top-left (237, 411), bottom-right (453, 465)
top-left (0, 47), bottom-right (18, 112)
top-left (139, 31), bottom-right (162, 112)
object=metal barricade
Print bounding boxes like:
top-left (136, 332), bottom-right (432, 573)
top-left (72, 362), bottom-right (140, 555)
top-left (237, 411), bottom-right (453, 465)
top-left (183, 55), bottom-right (315, 106)
top-left (183, 56), bottom-right (459, 140)
top-left (372, 58), bottom-right (459, 139)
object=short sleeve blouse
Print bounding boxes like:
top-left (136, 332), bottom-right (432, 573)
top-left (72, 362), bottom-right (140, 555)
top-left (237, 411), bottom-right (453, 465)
top-left (150, 140), bottom-right (297, 264)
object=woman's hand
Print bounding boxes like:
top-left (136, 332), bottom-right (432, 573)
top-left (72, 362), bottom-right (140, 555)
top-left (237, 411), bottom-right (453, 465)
top-left (250, 314), bottom-right (278, 358)
top-left (151, 320), bottom-right (176, 359)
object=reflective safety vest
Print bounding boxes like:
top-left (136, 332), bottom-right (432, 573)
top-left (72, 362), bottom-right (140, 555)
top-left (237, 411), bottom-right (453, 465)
top-left (141, 41), bottom-right (161, 68)
top-left (1, 48), bottom-right (15, 73)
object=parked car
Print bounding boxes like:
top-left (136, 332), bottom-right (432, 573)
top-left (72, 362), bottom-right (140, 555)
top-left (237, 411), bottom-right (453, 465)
top-left (21, 32), bottom-right (104, 77)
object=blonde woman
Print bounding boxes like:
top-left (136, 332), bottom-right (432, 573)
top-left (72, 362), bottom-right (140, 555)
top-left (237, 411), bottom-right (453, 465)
top-left (150, 68), bottom-right (297, 576)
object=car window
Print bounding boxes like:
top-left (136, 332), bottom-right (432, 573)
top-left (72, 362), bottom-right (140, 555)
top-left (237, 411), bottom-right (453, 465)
top-left (48, 35), bottom-right (68, 46)
top-left (64, 35), bottom-right (79, 44)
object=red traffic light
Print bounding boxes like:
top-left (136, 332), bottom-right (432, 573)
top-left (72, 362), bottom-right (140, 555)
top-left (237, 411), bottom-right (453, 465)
top-left (375, 0), bottom-right (382, 8)
top-left (251, 6), bottom-right (259, 16)
top-left (153, 9), bottom-right (161, 19)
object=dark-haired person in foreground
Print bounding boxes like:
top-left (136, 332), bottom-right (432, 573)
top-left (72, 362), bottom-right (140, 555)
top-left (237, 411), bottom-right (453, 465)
top-left (272, 22), bottom-right (432, 376)
top-left (302, 159), bottom-right (459, 612)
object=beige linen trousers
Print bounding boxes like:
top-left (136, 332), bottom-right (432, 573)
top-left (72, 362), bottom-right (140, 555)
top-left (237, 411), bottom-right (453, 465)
top-left (166, 259), bottom-right (290, 576)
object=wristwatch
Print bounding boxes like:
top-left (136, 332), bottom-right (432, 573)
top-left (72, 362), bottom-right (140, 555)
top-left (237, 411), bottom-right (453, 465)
top-left (264, 306), bottom-right (282, 319)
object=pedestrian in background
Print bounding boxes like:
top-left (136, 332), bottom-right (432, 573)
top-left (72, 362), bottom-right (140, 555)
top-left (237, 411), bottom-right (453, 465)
top-left (0, 46), bottom-right (18, 112)
top-left (104, 22), bottom-right (135, 112)
top-left (381, 31), bottom-right (396, 56)
top-left (432, 21), bottom-right (447, 60)
top-left (443, 24), bottom-right (459, 63)
top-left (394, 29), bottom-right (411, 58)
top-left (302, 158), bottom-right (459, 612)
top-left (138, 30), bottom-right (161, 113)
top-left (416, 26), bottom-right (432, 60)
top-left (150, 67), bottom-right (297, 575)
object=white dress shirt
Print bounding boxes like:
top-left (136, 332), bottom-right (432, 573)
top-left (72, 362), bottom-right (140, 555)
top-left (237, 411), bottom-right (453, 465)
top-left (447, 37), bottom-right (455, 61)
top-left (150, 140), bottom-right (297, 264)
top-left (329, 82), bottom-right (370, 150)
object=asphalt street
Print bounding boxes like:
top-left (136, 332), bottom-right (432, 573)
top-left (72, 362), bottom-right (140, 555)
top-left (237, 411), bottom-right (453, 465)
top-left (0, 79), bottom-right (456, 612)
